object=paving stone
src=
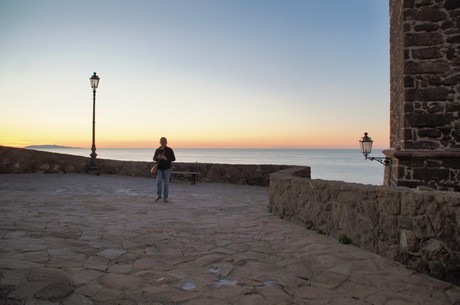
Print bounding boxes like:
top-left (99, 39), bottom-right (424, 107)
top-left (96, 248), bottom-right (127, 259)
top-left (34, 281), bottom-right (75, 301)
top-left (0, 270), bottom-right (28, 286)
top-left (83, 256), bottom-right (108, 271)
top-left (311, 271), bottom-right (348, 289)
top-left (107, 263), bottom-right (132, 274)
top-left (98, 273), bottom-right (145, 291)
top-left (69, 269), bottom-right (102, 286)
top-left (0, 174), bottom-right (459, 305)
top-left (4, 231), bottom-right (27, 239)
top-left (255, 285), bottom-right (292, 303)
top-left (230, 293), bottom-right (265, 305)
top-left (182, 297), bottom-right (230, 305)
top-left (47, 256), bottom-right (85, 268)
top-left (62, 293), bottom-right (94, 305)
top-left (22, 251), bottom-right (49, 263)
top-left (7, 282), bottom-right (49, 300)
top-left (294, 286), bottom-right (337, 300)
top-left (133, 257), bottom-right (173, 271)
top-left (27, 268), bottom-right (70, 283)
top-left (73, 281), bottom-right (103, 298)
top-left (0, 259), bottom-right (41, 270)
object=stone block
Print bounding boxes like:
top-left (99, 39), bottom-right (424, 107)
top-left (398, 216), bottom-right (413, 230)
top-left (414, 0), bottom-right (432, 7)
top-left (405, 32), bottom-right (444, 46)
top-left (357, 200), bottom-right (379, 225)
top-left (425, 159), bottom-right (442, 167)
top-left (403, 127), bottom-right (414, 141)
top-left (406, 87), bottom-right (450, 101)
top-left (428, 75), bottom-right (442, 86)
top-left (403, 0), bottom-right (415, 9)
top-left (414, 23), bottom-right (439, 32)
top-left (405, 140), bottom-right (440, 149)
top-left (378, 215), bottom-right (399, 243)
top-left (413, 167), bottom-right (450, 180)
top-left (445, 255), bottom-right (460, 285)
top-left (427, 102), bottom-right (445, 113)
top-left (404, 75), bottom-right (415, 87)
top-left (405, 60), bottom-right (450, 74)
top-left (428, 260), bottom-right (447, 281)
top-left (379, 196), bottom-right (401, 216)
top-left (404, 8), bottom-right (416, 18)
top-left (446, 0), bottom-right (460, 10)
top-left (401, 192), bottom-right (427, 216)
top-left (453, 130), bottom-right (460, 142)
top-left (446, 34), bottom-right (460, 43)
top-left (451, 56), bottom-right (460, 67)
top-left (415, 7), bottom-right (448, 22)
top-left (421, 239), bottom-right (449, 261)
top-left (416, 128), bottom-right (442, 138)
top-left (443, 159), bottom-right (460, 169)
top-left (442, 75), bottom-right (460, 86)
top-left (400, 230), bottom-right (420, 253)
top-left (413, 215), bottom-right (436, 239)
top-left (39, 164), bottom-right (50, 170)
top-left (407, 256), bottom-right (430, 274)
top-left (408, 113), bottom-right (452, 127)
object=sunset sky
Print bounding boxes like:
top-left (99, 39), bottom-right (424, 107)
top-left (0, 0), bottom-right (390, 149)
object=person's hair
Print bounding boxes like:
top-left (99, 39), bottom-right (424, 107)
top-left (160, 137), bottom-right (167, 143)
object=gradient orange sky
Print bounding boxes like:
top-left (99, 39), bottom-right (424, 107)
top-left (0, 0), bottom-right (390, 149)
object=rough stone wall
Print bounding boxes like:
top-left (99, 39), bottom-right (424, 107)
top-left (0, 146), bottom-right (297, 186)
top-left (385, 149), bottom-right (460, 191)
top-left (386, 0), bottom-right (460, 191)
top-left (269, 167), bottom-right (460, 285)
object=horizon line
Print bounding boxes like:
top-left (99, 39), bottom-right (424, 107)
top-left (15, 145), bottom-right (387, 151)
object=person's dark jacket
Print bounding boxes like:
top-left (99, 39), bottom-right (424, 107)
top-left (153, 146), bottom-right (176, 170)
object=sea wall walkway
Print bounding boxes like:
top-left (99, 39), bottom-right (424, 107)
top-left (0, 174), bottom-right (458, 304)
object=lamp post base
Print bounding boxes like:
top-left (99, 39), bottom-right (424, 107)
top-left (87, 167), bottom-right (101, 175)
top-left (88, 149), bottom-right (100, 175)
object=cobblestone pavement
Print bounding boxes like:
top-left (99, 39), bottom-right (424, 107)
top-left (0, 174), bottom-right (459, 305)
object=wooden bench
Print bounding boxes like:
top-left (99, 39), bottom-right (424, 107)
top-left (171, 171), bottom-right (201, 185)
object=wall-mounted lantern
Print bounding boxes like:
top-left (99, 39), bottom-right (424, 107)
top-left (359, 132), bottom-right (391, 166)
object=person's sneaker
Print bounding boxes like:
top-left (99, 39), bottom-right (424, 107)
top-left (164, 198), bottom-right (169, 203)
top-left (155, 196), bottom-right (162, 201)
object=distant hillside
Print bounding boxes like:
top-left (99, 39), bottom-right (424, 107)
top-left (24, 145), bottom-right (79, 149)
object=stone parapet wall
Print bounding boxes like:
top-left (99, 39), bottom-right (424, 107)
top-left (269, 167), bottom-right (460, 285)
top-left (0, 146), bottom-right (296, 186)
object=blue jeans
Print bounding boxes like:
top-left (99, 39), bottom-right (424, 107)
top-left (156, 168), bottom-right (171, 199)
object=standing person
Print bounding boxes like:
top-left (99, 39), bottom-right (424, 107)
top-left (153, 137), bottom-right (176, 202)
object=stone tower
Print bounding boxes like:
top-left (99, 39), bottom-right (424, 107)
top-left (385, 0), bottom-right (460, 191)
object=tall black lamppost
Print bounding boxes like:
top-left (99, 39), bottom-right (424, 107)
top-left (89, 72), bottom-right (100, 172)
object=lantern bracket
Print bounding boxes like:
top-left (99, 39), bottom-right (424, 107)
top-left (365, 156), bottom-right (391, 166)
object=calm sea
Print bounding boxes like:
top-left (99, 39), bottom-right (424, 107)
top-left (30, 148), bottom-right (385, 185)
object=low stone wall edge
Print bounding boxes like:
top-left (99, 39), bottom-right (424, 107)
top-left (0, 146), bottom-right (303, 186)
top-left (269, 166), bottom-right (460, 285)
